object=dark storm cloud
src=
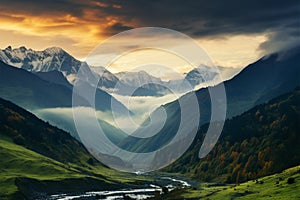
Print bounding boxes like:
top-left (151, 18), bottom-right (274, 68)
top-left (259, 27), bottom-right (300, 54)
top-left (2, 0), bottom-right (298, 35)
top-left (112, 0), bottom-right (300, 53)
top-left (1, 0), bottom-right (299, 53)
top-left (104, 22), bottom-right (134, 36)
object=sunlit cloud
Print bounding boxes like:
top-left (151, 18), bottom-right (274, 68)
top-left (0, 0), bottom-right (298, 70)
top-left (198, 35), bottom-right (268, 68)
top-left (0, 1), bottom-right (135, 59)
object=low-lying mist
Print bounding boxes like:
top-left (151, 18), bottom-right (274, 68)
top-left (32, 92), bottom-right (181, 139)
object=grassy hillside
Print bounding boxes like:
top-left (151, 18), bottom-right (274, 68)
top-left (165, 88), bottom-right (300, 183)
top-left (160, 165), bottom-right (300, 199)
top-left (0, 97), bottom-right (148, 199)
top-left (0, 135), bottom-right (86, 198)
top-left (0, 96), bottom-right (101, 165)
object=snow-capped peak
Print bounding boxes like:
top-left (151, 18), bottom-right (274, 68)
top-left (43, 47), bottom-right (65, 55)
top-left (5, 46), bottom-right (12, 51)
top-left (0, 46), bottom-right (81, 75)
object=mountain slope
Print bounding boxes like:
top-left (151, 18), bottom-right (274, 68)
top-left (34, 70), bottom-right (72, 89)
top-left (0, 46), bottom-right (122, 93)
top-left (197, 46), bottom-right (300, 123)
top-left (184, 65), bottom-right (218, 86)
top-left (90, 66), bottom-right (120, 89)
top-left (165, 88), bottom-right (300, 183)
top-left (224, 48), bottom-right (300, 118)
top-left (0, 97), bottom-right (103, 166)
top-left (0, 46), bottom-right (172, 96)
top-left (116, 47), bottom-right (300, 154)
top-left (115, 70), bottom-right (171, 96)
top-left (0, 97), bottom-right (142, 199)
top-left (0, 46), bottom-right (81, 76)
top-left (0, 60), bottom-right (83, 109)
top-left (164, 165), bottom-right (300, 199)
top-left (172, 46), bottom-right (300, 125)
top-left (0, 46), bottom-right (227, 97)
top-left (0, 60), bottom-right (129, 113)
top-left (0, 136), bottom-right (113, 199)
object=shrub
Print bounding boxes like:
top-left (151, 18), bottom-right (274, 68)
top-left (162, 186), bottom-right (169, 194)
top-left (13, 134), bottom-right (25, 145)
top-left (287, 177), bottom-right (295, 184)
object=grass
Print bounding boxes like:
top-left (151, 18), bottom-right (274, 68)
top-left (0, 135), bottom-right (84, 198)
top-left (1, 133), bottom-right (299, 200)
top-left (0, 134), bottom-right (154, 199)
top-left (163, 165), bottom-right (300, 199)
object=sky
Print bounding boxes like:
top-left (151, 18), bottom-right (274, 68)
top-left (0, 0), bottom-right (299, 71)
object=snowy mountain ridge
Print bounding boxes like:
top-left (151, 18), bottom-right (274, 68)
top-left (0, 46), bottom-right (236, 96)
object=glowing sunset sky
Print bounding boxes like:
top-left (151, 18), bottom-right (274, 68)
top-left (0, 0), bottom-right (299, 70)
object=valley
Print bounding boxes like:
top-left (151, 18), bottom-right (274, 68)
top-left (0, 46), bottom-right (299, 199)
top-left (1, 0), bottom-right (299, 199)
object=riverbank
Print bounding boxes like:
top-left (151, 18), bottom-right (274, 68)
top-left (46, 174), bottom-right (195, 200)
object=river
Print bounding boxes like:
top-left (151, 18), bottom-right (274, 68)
top-left (47, 175), bottom-right (192, 200)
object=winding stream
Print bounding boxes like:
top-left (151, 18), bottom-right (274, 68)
top-left (48, 176), bottom-right (192, 200)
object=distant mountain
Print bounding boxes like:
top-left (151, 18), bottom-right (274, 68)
top-left (90, 66), bottom-right (120, 89)
top-left (165, 66), bottom-right (239, 93)
top-left (115, 70), bottom-right (163, 86)
top-left (0, 46), bottom-right (104, 86)
top-left (165, 88), bottom-right (300, 183)
top-left (115, 70), bottom-right (172, 96)
top-left (184, 65), bottom-right (218, 86)
top-left (0, 60), bottom-right (129, 113)
top-left (0, 60), bottom-right (83, 109)
top-left (0, 46), bottom-right (166, 96)
top-left (0, 46), bottom-right (81, 76)
top-left (0, 46), bottom-right (225, 97)
top-left (34, 70), bottom-right (72, 89)
top-left (114, 68), bottom-right (223, 95)
top-left (0, 46), bottom-right (120, 92)
top-left (179, 46), bottom-right (300, 124)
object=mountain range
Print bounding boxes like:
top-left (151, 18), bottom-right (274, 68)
top-left (0, 45), bottom-right (299, 153)
top-left (0, 97), bottom-right (138, 199)
top-left (1, 87), bottom-right (298, 199)
top-left (0, 60), bottom-right (128, 112)
top-left (0, 46), bottom-right (233, 96)
top-left (165, 88), bottom-right (300, 183)
top-left (0, 59), bottom-right (131, 142)
top-left (0, 45), bottom-right (299, 199)
top-left (117, 46), bottom-right (300, 155)
top-left (1, 45), bottom-right (299, 149)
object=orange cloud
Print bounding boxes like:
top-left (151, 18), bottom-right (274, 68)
top-left (0, 0), bottom-right (283, 69)
top-left (0, 3), bottom-right (136, 59)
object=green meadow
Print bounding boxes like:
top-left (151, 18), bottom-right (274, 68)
top-left (160, 165), bottom-right (300, 199)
